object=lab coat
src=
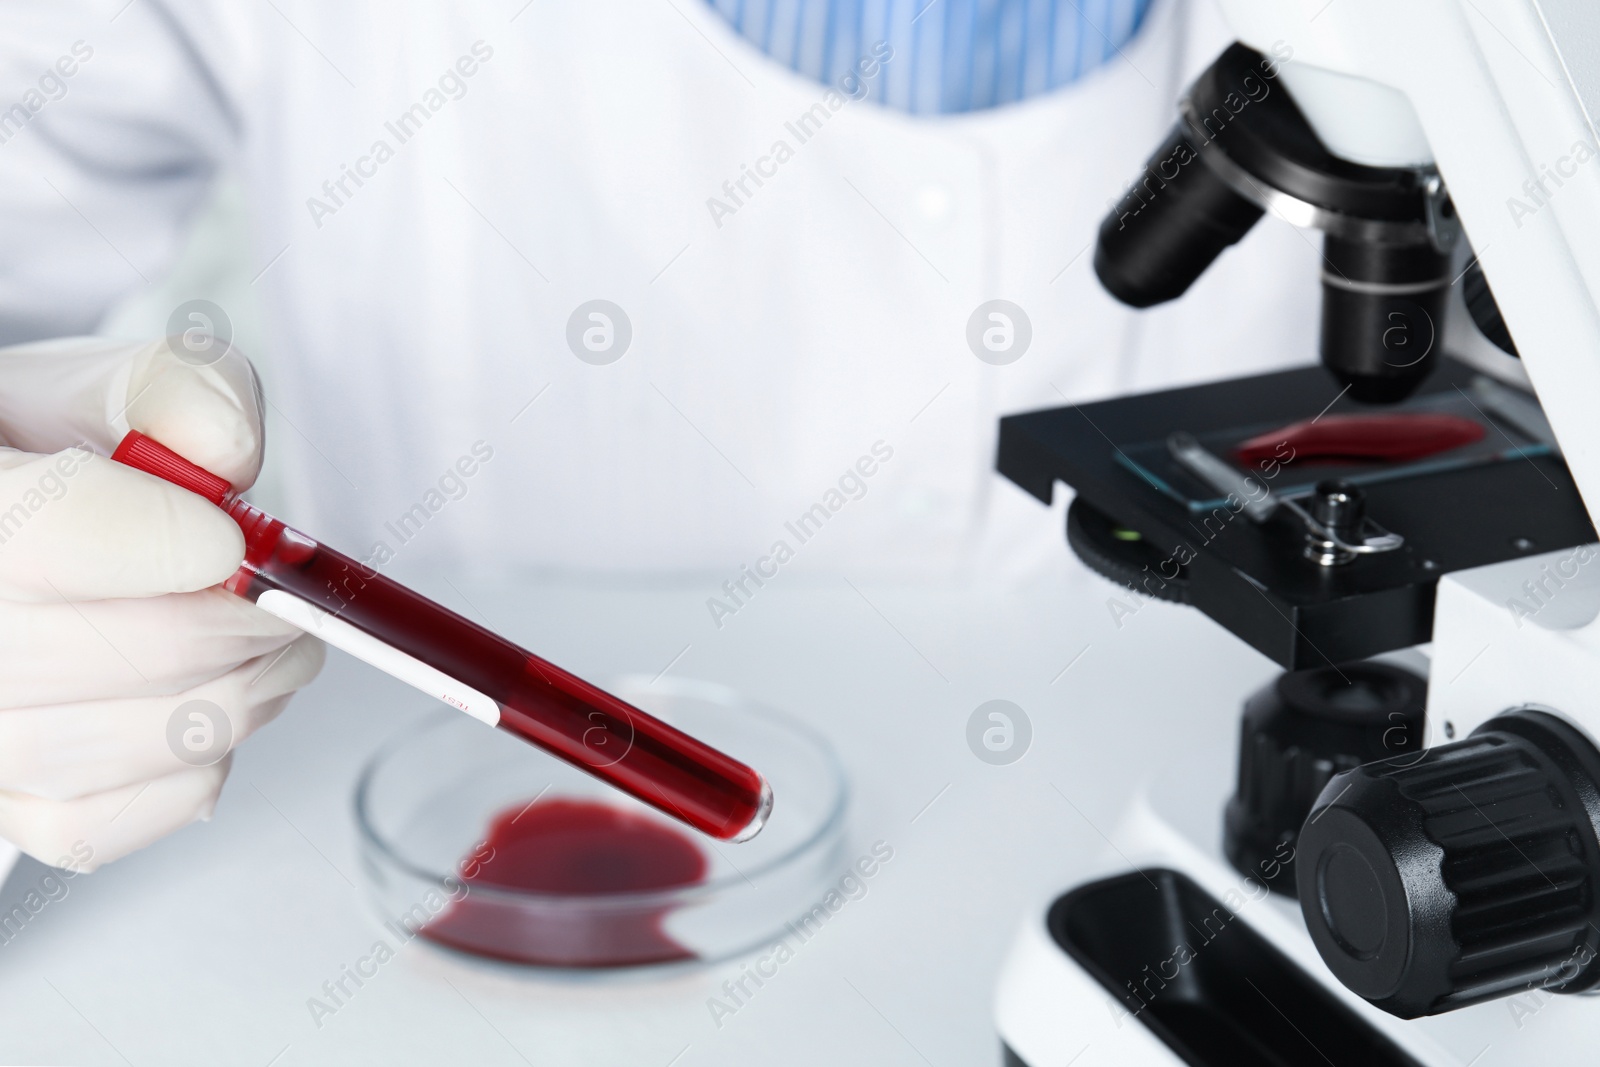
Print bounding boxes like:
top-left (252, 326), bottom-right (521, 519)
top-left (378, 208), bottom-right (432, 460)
top-left (0, 0), bottom-right (1320, 581)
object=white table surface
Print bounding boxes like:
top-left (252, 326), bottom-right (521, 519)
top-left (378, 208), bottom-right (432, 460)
top-left (0, 568), bottom-right (1282, 1067)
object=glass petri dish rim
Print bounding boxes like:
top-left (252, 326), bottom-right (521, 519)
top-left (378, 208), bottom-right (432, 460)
top-left (352, 687), bottom-right (849, 912)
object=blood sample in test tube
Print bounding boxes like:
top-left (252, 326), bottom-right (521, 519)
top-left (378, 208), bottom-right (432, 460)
top-left (112, 431), bottom-right (772, 843)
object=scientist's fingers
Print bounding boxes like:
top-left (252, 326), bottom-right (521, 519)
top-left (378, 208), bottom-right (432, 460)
top-left (0, 588), bottom-right (304, 709)
top-left (0, 448), bottom-right (244, 602)
top-left (123, 339), bottom-right (265, 489)
top-left (0, 635), bottom-right (324, 802)
top-left (0, 337), bottom-right (264, 490)
top-left (0, 758), bottom-right (231, 871)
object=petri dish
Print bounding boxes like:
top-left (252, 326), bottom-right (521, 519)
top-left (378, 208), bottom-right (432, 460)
top-left (353, 676), bottom-right (848, 969)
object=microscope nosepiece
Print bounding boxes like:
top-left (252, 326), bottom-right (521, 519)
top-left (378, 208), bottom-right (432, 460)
top-left (1092, 42), bottom-right (1459, 404)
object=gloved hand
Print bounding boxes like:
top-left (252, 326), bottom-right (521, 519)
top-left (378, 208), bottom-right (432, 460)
top-left (0, 336), bottom-right (324, 870)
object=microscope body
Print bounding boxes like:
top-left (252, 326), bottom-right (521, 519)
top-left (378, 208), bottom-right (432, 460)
top-left (994, 2), bottom-right (1600, 1063)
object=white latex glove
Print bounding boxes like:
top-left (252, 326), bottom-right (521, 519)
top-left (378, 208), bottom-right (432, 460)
top-left (0, 336), bottom-right (324, 870)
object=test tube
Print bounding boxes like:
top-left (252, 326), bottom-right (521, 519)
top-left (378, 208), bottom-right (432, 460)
top-left (112, 431), bottom-right (772, 842)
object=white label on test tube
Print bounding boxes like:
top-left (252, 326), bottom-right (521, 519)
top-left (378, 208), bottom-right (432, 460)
top-left (256, 590), bottom-right (502, 727)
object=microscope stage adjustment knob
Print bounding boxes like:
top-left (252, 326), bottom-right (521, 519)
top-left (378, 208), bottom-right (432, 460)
top-left (1297, 709), bottom-right (1600, 1017)
top-left (1064, 497), bottom-right (1191, 604)
top-left (1224, 661), bottom-right (1425, 896)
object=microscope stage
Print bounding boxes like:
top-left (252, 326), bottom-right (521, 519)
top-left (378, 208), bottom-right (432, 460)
top-left (997, 357), bottom-right (1595, 669)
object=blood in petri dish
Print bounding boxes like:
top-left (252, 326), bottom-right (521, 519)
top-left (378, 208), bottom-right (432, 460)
top-left (220, 498), bottom-right (769, 842)
top-left (1234, 413), bottom-right (1485, 467)
top-left (422, 798), bottom-right (709, 967)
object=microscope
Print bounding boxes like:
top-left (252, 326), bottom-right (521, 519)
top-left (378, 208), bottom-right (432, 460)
top-left (993, 2), bottom-right (1600, 1064)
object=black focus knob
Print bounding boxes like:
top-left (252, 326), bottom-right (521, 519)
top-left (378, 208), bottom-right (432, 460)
top-left (1298, 708), bottom-right (1600, 1018)
top-left (1224, 662), bottom-right (1425, 895)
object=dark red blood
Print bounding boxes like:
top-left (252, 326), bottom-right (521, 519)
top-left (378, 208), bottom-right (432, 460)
top-left (1233, 413), bottom-right (1485, 467)
top-left (221, 498), bottom-right (767, 841)
top-left (421, 798), bottom-right (709, 967)
top-left (113, 432), bottom-right (765, 841)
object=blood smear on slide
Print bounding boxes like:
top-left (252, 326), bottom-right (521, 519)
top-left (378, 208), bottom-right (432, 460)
top-left (1234, 413), bottom-right (1485, 466)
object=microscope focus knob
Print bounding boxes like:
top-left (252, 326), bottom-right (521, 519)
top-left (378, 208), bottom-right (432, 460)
top-left (1297, 709), bottom-right (1600, 1017)
top-left (1223, 661), bottom-right (1425, 896)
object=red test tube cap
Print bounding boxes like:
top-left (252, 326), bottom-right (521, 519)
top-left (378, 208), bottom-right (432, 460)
top-left (112, 431), bottom-right (233, 505)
